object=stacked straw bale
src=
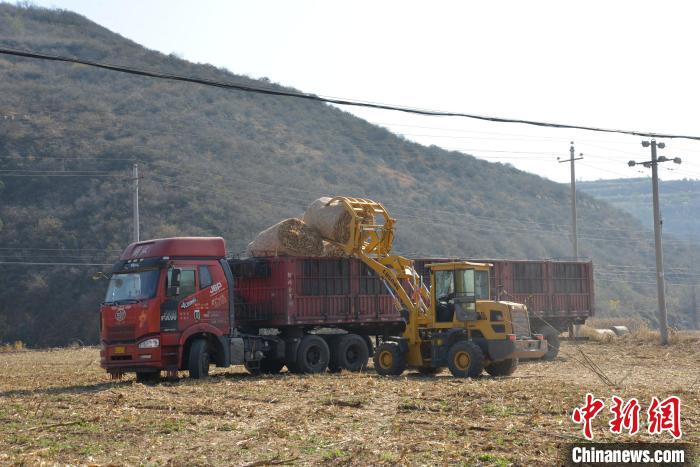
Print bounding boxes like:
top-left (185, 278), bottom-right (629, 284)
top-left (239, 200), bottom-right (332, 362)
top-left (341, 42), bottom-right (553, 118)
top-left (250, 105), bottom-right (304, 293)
top-left (247, 197), bottom-right (356, 258)
top-left (246, 218), bottom-right (323, 257)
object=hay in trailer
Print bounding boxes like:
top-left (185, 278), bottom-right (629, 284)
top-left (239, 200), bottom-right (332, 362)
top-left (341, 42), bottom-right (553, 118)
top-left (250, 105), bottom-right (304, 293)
top-left (321, 241), bottom-right (349, 257)
top-left (303, 197), bottom-right (352, 244)
top-left (246, 218), bottom-right (323, 257)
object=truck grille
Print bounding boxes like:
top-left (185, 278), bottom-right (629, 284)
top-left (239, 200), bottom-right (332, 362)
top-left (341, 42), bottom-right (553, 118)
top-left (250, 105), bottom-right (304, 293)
top-left (510, 307), bottom-right (531, 338)
top-left (105, 325), bottom-right (135, 342)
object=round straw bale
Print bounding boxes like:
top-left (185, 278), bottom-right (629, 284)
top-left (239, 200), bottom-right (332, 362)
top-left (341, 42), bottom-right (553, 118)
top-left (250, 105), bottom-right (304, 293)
top-left (303, 197), bottom-right (352, 244)
top-left (246, 218), bottom-right (323, 257)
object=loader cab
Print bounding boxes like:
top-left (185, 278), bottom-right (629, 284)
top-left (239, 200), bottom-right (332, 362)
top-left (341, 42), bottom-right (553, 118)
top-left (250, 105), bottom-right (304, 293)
top-left (427, 261), bottom-right (491, 326)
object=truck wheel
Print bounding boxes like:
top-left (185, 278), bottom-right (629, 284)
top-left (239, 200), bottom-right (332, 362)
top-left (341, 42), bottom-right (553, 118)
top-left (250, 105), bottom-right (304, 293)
top-left (188, 338), bottom-right (210, 379)
top-left (135, 371), bottom-right (160, 384)
top-left (295, 335), bottom-right (330, 374)
top-left (485, 358), bottom-right (519, 377)
top-left (373, 342), bottom-right (406, 376)
top-left (447, 341), bottom-right (484, 378)
top-left (332, 334), bottom-right (369, 372)
top-left (326, 336), bottom-right (342, 373)
top-left (539, 326), bottom-right (561, 360)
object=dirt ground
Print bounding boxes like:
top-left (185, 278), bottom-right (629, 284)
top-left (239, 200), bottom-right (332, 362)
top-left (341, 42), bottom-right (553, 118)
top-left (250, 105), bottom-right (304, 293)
top-left (0, 338), bottom-right (698, 466)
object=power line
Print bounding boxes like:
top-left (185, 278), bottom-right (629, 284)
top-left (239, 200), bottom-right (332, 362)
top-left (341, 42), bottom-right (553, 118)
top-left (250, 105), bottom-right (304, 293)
top-left (0, 261), bottom-right (111, 266)
top-left (3, 46), bottom-right (700, 141)
top-left (0, 173), bottom-right (128, 177)
top-left (0, 155), bottom-right (139, 161)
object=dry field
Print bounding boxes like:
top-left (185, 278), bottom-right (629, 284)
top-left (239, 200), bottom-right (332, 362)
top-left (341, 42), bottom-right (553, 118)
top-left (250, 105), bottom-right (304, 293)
top-left (0, 336), bottom-right (698, 466)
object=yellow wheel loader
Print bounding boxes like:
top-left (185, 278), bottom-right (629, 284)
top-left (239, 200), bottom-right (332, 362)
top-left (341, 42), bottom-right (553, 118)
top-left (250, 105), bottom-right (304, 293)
top-left (327, 197), bottom-right (546, 377)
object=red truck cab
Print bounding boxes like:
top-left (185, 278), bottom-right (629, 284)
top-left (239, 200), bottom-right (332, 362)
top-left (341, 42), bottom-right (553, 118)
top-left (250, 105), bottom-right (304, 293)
top-left (100, 237), bottom-right (240, 381)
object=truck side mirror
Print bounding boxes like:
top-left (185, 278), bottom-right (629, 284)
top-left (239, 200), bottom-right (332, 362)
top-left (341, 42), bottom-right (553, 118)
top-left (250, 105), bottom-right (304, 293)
top-left (167, 268), bottom-right (182, 297)
top-left (170, 268), bottom-right (182, 287)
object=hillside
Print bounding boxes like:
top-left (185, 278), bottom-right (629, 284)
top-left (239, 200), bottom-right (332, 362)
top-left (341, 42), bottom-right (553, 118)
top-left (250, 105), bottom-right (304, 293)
top-left (579, 178), bottom-right (700, 241)
top-left (0, 4), bottom-right (697, 346)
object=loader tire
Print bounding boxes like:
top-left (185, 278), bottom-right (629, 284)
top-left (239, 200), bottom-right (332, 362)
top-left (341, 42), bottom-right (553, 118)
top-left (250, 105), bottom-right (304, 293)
top-left (295, 334), bottom-right (330, 374)
top-left (539, 326), bottom-right (561, 361)
top-left (373, 342), bottom-right (406, 376)
top-left (447, 341), bottom-right (484, 378)
top-left (188, 338), bottom-right (210, 379)
top-left (332, 334), bottom-right (369, 372)
top-left (485, 358), bottom-right (519, 377)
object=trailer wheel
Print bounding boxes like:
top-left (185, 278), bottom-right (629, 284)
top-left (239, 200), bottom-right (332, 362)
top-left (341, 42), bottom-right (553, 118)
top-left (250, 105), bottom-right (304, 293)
top-left (326, 336), bottom-right (342, 373)
top-left (373, 342), bottom-right (406, 376)
top-left (295, 335), bottom-right (330, 374)
top-left (485, 358), bottom-right (519, 377)
top-left (539, 326), bottom-right (561, 361)
top-left (332, 334), bottom-right (369, 372)
top-left (135, 371), bottom-right (160, 384)
top-left (447, 340), bottom-right (483, 378)
top-left (188, 338), bottom-right (210, 379)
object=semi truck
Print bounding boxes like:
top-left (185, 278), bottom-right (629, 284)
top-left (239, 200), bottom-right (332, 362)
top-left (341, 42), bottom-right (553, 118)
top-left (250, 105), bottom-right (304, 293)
top-left (413, 258), bottom-right (595, 360)
top-left (100, 197), bottom-right (546, 381)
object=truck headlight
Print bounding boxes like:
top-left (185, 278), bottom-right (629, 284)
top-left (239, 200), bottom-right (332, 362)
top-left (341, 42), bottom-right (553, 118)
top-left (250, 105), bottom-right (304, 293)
top-left (138, 338), bottom-right (160, 349)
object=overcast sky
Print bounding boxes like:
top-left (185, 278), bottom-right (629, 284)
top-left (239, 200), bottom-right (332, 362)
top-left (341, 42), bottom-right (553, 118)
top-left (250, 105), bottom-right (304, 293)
top-left (16, 0), bottom-right (700, 182)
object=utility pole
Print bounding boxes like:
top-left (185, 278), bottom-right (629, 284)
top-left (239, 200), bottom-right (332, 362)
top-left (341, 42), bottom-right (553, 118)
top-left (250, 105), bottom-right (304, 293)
top-left (628, 140), bottom-right (682, 345)
top-left (132, 163), bottom-right (140, 242)
top-left (693, 284), bottom-right (698, 330)
top-left (558, 142), bottom-right (583, 258)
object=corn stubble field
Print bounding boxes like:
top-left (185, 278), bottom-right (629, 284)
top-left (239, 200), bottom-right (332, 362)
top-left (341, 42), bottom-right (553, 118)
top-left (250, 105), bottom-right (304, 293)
top-left (1, 334), bottom-right (698, 466)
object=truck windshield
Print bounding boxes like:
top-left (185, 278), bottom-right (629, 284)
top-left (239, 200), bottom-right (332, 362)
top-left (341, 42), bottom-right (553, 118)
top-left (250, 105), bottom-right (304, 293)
top-left (104, 270), bottom-right (160, 304)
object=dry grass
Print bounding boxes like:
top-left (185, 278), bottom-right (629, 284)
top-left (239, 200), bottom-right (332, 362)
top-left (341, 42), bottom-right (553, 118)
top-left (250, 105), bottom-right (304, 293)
top-left (582, 318), bottom-right (700, 345)
top-left (0, 341), bottom-right (26, 353)
top-left (0, 341), bottom-right (698, 466)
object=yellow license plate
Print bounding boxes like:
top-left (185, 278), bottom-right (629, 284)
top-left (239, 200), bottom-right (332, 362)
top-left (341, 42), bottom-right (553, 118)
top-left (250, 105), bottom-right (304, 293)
top-left (114, 346), bottom-right (125, 354)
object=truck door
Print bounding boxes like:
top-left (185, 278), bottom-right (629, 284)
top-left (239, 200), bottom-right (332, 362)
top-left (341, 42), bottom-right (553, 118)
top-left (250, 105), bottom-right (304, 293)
top-left (161, 268), bottom-right (196, 332)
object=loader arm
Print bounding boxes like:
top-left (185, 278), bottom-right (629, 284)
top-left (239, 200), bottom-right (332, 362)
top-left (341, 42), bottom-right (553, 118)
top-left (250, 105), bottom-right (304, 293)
top-left (326, 197), bottom-right (430, 317)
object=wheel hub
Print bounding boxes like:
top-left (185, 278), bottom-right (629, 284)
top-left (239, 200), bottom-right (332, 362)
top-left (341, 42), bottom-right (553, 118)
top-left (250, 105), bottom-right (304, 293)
top-left (379, 350), bottom-right (393, 368)
top-left (455, 351), bottom-right (470, 370)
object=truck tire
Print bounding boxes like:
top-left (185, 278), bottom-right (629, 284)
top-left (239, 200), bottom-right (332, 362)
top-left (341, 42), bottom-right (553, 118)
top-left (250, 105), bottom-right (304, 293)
top-left (295, 335), bottom-right (330, 374)
top-left (135, 371), bottom-right (160, 384)
top-left (447, 340), bottom-right (484, 378)
top-left (485, 358), bottom-right (519, 377)
top-left (326, 336), bottom-right (342, 373)
top-left (188, 338), bottom-right (210, 379)
top-left (373, 342), bottom-right (406, 376)
top-left (539, 326), bottom-right (561, 361)
top-left (332, 334), bottom-right (369, 372)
